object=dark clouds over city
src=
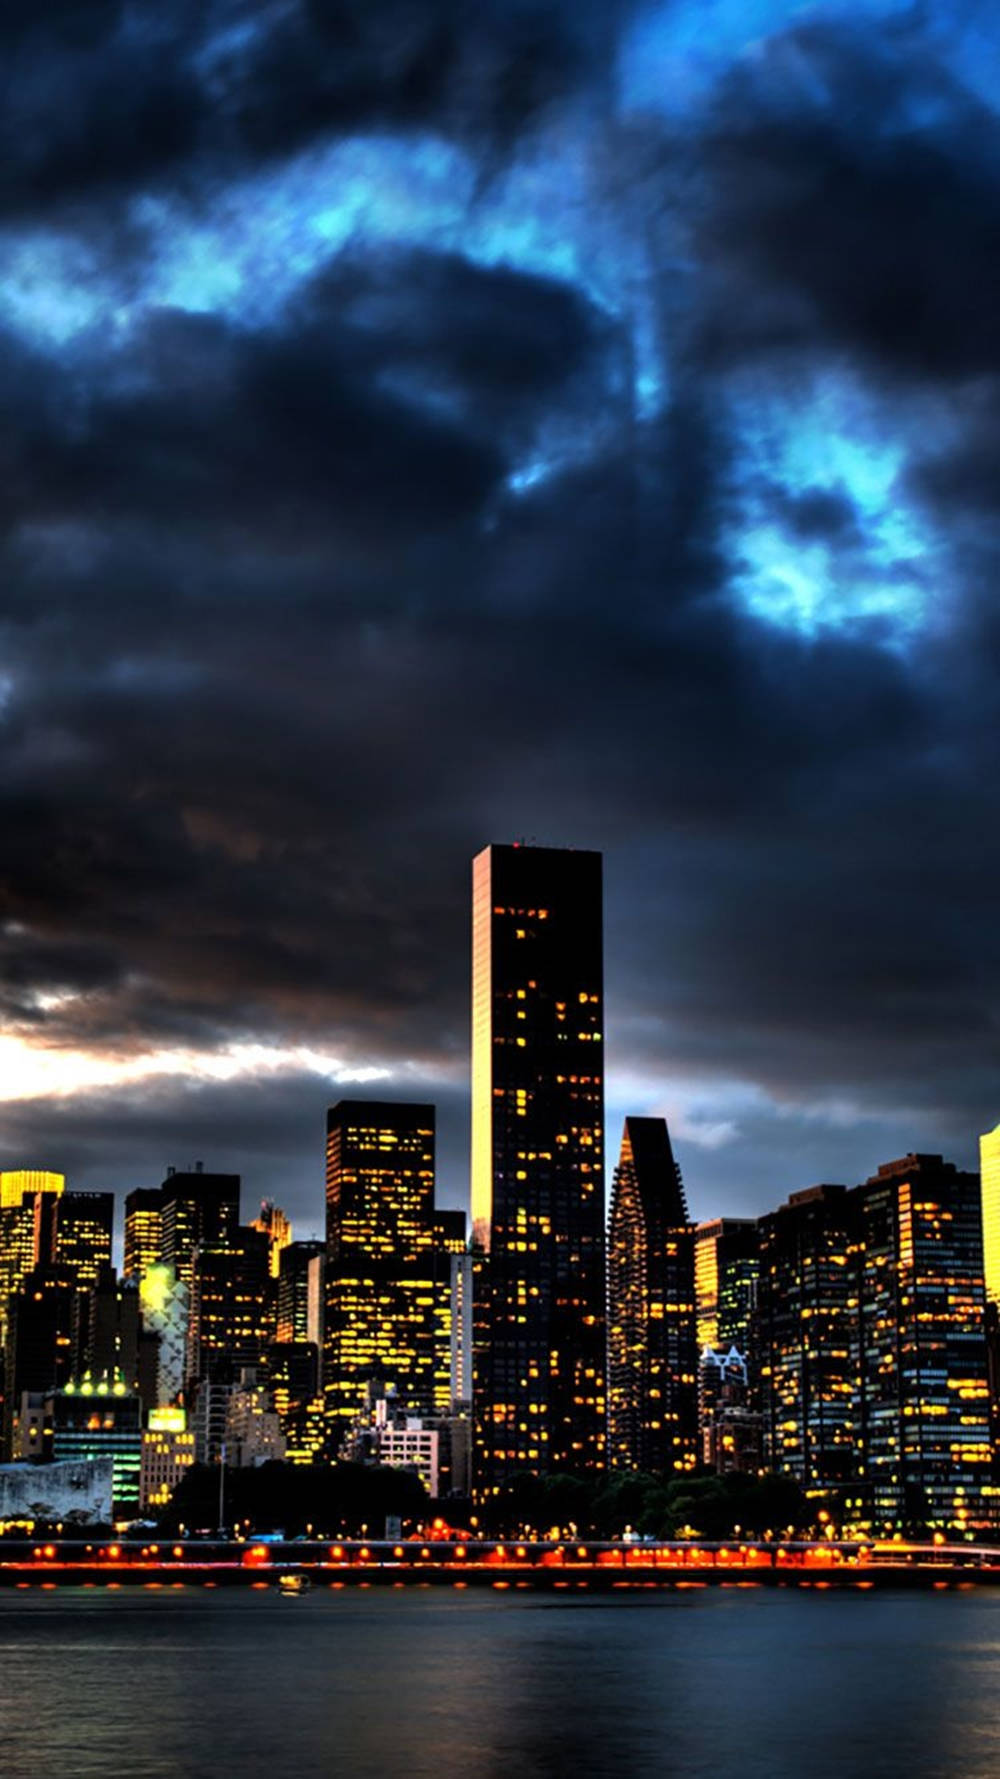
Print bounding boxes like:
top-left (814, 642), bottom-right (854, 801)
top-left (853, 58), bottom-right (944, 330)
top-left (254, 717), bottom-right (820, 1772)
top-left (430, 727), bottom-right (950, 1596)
top-left (2, 0), bottom-right (999, 1236)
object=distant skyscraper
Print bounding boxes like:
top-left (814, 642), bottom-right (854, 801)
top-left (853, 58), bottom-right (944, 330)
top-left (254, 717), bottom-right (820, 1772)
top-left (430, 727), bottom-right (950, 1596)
top-left (158, 1166), bottom-right (240, 1291)
top-left (857, 1153), bottom-right (993, 1534)
top-left (124, 1188), bottom-right (164, 1281)
top-left (980, 1125), bottom-right (1000, 1309)
top-left (471, 842), bottom-right (606, 1487)
top-left (140, 1265), bottom-right (189, 1406)
top-left (607, 1117), bottom-right (697, 1475)
top-left (277, 1240), bottom-right (324, 1347)
top-left (2, 1265), bottom-right (79, 1459)
top-left (72, 1265), bottom-right (141, 1390)
top-left (694, 1218), bottom-right (759, 1353)
top-left (0, 1170), bottom-right (64, 1208)
top-left (53, 1192), bottom-right (114, 1290)
top-left (251, 1199), bottom-right (292, 1279)
top-left (757, 1185), bottom-right (860, 1506)
top-left (0, 1175), bottom-right (66, 1343)
top-left (0, 1195), bottom-right (53, 1344)
top-left (324, 1100), bottom-right (461, 1444)
top-left (694, 1217), bottom-right (760, 1456)
top-left (187, 1227), bottom-right (272, 1385)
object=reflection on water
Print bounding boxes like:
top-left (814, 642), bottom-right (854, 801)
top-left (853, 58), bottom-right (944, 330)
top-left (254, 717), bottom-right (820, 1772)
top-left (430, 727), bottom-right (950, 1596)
top-left (1, 1587), bottom-right (1000, 1779)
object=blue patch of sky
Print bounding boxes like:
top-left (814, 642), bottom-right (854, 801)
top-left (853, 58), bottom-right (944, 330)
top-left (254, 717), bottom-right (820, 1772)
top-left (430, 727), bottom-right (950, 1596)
top-left (618, 0), bottom-right (973, 118)
top-left (727, 373), bottom-right (935, 642)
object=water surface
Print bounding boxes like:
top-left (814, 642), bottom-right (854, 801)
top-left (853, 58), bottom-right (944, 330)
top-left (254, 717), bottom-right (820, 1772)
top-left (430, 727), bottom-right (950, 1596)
top-left (2, 1586), bottom-right (999, 1778)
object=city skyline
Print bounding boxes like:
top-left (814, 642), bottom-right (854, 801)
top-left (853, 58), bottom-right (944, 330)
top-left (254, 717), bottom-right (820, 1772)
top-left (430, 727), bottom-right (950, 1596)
top-left (2, 829), bottom-right (999, 1240)
top-left (2, 4), bottom-right (999, 1234)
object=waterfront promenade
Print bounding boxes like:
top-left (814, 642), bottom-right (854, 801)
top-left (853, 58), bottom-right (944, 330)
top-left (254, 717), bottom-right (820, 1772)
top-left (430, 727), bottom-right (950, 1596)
top-left (3, 1537), bottom-right (1000, 1589)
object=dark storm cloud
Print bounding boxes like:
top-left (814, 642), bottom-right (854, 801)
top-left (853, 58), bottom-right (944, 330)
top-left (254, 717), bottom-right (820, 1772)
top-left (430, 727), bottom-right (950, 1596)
top-left (0, 0), bottom-right (625, 218)
top-left (3, 2), bottom-right (1000, 1221)
top-left (693, 19), bottom-right (1000, 384)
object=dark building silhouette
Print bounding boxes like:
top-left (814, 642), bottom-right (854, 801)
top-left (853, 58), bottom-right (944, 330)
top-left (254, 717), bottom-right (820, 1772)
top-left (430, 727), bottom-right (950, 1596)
top-left (471, 843), bottom-right (606, 1488)
top-left (607, 1116), bottom-right (697, 1474)
top-left (324, 1101), bottom-right (462, 1447)
top-left (2, 1265), bottom-right (78, 1459)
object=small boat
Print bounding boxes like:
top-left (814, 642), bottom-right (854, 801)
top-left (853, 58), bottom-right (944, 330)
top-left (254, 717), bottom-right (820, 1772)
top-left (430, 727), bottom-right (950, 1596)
top-left (277, 1571), bottom-right (311, 1595)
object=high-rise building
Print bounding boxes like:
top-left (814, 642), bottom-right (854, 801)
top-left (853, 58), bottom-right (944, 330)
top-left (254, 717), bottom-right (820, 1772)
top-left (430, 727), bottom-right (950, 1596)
top-left (857, 1154), bottom-right (993, 1534)
top-left (607, 1116), bottom-right (697, 1475)
top-left (694, 1217), bottom-right (760, 1458)
top-left (124, 1188), bottom-right (164, 1282)
top-left (324, 1100), bottom-right (461, 1445)
top-left (0, 1170), bottom-right (64, 1209)
top-left (471, 843), bottom-right (606, 1488)
top-left (187, 1227), bottom-right (273, 1386)
top-left (980, 1126), bottom-right (1000, 1309)
top-left (139, 1265), bottom-right (189, 1406)
top-left (72, 1265), bottom-right (141, 1390)
top-left (277, 1240), bottom-right (325, 1347)
top-left (2, 1265), bottom-right (79, 1459)
top-left (267, 1341), bottom-right (325, 1464)
top-left (450, 1250), bottom-right (474, 1410)
top-left (757, 1185), bottom-right (861, 1508)
top-left (53, 1192), bottom-right (114, 1290)
top-left (251, 1200), bottom-right (292, 1279)
top-left (0, 1178), bottom-right (65, 1342)
top-left (694, 1218), bottom-right (760, 1353)
top-left (158, 1166), bottom-right (240, 1291)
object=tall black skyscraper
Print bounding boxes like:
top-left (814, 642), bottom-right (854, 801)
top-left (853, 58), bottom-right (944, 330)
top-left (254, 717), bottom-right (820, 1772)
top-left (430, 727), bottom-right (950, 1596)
top-left (607, 1116), bottom-right (697, 1475)
top-left (471, 843), bottom-right (606, 1488)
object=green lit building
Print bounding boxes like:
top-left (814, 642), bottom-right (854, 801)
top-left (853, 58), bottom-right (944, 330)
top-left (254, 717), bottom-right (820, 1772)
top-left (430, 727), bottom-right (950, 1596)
top-left (50, 1376), bottom-right (142, 1520)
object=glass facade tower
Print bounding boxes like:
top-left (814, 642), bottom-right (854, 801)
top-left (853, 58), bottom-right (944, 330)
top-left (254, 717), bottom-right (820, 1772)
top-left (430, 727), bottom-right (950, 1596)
top-left (324, 1100), bottom-right (461, 1446)
top-left (607, 1116), bottom-right (696, 1474)
top-left (471, 843), bottom-right (606, 1488)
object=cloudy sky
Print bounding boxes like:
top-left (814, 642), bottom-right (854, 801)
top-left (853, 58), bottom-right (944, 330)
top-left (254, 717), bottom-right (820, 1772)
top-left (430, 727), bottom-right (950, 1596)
top-left (2, 0), bottom-right (999, 1239)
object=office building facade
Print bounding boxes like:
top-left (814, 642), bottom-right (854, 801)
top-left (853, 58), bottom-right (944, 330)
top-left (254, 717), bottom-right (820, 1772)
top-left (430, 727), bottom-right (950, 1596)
top-left (324, 1101), bottom-right (462, 1446)
top-left (858, 1154), bottom-right (993, 1533)
top-left (471, 843), bottom-right (606, 1487)
top-left (608, 1116), bottom-right (697, 1474)
top-left (757, 1185), bottom-right (861, 1506)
